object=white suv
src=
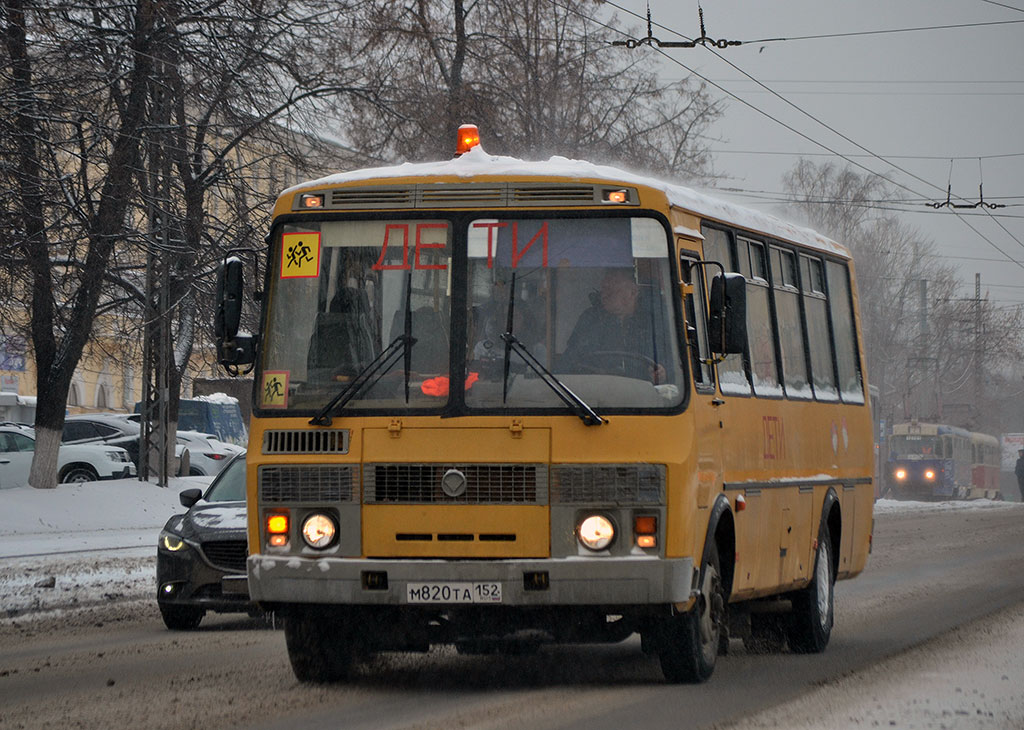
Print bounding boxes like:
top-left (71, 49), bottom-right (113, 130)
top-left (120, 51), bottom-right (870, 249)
top-left (0, 424), bottom-right (136, 488)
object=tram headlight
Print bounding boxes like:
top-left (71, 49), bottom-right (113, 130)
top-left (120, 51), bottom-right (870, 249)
top-left (301, 513), bottom-right (337, 549)
top-left (894, 468), bottom-right (907, 481)
top-left (924, 469), bottom-right (936, 481)
top-left (577, 514), bottom-right (615, 551)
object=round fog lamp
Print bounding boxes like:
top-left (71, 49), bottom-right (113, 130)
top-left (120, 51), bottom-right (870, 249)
top-left (924, 469), bottom-right (936, 481)
top-left (577, 514), bottom-right (615, 551)
top-left (301, 513), bottom-right (337, 549)
top-left (894, 468), bottom-right (907, 481)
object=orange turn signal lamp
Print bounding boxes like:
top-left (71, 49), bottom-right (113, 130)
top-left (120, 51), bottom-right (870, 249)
top-left (456, 124), bottom-right (481, 155)
top-left (267, 512), bottom-right (289, 547)
top-left (635, 515), bottom-right (657, 548)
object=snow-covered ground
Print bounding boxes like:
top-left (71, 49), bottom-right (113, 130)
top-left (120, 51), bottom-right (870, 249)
top-left (0, 476), bottom-right (210, 617)
top-left (2, 482), bottom-right (1023, 728)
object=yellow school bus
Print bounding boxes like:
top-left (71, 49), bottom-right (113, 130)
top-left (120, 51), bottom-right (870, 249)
top-left (215, 126), bottom-right (873, 683)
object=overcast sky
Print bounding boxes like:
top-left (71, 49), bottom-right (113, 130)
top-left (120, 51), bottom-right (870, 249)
top-left (605, 0), bottom-right (1024, 309)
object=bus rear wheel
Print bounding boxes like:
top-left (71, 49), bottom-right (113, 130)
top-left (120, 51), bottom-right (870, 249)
top-left (787, 522), bottom-right (835, 653)
top-left (284, 608), bottom-right (360, 683)
top-left (656, 542), bottom-right (724, 683)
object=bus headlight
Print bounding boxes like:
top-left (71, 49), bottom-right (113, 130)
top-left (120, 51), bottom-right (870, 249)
top-left (924, 469), bottom-right (936, 481)
top-left (301, 513), bottom-right (337, 549)
top-left (577, 514), bottom-right (615, 551)
top-left (894, 468), bottom-right (907, 481)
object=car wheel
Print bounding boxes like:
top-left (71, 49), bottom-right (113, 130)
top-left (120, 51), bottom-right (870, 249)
top-left (656, 541), bottom-right (724, 683)
top-left (189, 467), bottom-right (204, 476)
top-left (160, 604), bottom-right (205, 631)
top-left (787, 521), bottom-right (835, 653)
top-left (284, 608), bottom-right (360, 683)
top-left (60, 465), bottom-right (99, 483)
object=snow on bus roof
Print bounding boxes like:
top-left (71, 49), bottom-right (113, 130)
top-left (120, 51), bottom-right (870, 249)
top-left (285, 146), bottom-right (849, 257)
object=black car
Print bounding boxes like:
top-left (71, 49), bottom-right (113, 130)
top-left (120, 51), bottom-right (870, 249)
top-left (156, 451), bottom-right (254, 629)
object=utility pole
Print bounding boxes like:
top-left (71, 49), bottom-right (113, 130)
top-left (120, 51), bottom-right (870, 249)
top-left (139, 25), bottom-right (174, 487)
top-left (974, 272), bottom-right (983, 427)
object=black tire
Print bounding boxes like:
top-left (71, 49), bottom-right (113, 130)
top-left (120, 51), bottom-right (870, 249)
top-left (284, 609), bottom-right (358, 683)
top-left (60, 464), bottom-right (99, 483)
top-left (160, 604), bottom-right (204, 630)
top-left (787, 521), bottom-right (835, 653)
top-left (657, 541), bottom-right (725, 683)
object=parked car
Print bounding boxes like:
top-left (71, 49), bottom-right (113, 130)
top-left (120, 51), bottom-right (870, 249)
top-left (62, 413), bottom-right (141, 467)
top-left (175, 430), bottom-right (244, 476)
top-left (0, 424), bottom-right (136, 488)
top-left (156, 452), bottom-right (254, 629)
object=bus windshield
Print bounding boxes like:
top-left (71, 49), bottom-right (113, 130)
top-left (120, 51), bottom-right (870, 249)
top-left (890, 435), bottom-right (941, 458)
top-left (258, 215), bottom-right (683, 414)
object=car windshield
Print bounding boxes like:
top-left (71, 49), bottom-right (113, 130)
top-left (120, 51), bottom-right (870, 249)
top-left (205, 456), bottom-right (246, 502)
top-left (258, 214), bottom-right (683, 415)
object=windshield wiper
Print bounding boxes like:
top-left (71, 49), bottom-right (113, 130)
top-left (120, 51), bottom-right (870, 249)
top-left (310, 273), bottom-right (416, 426)
top-left (500, 273), bottom-right (604, 426)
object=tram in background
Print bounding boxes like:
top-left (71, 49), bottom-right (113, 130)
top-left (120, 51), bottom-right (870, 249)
top-left (886, 421), bottom-right (1001, 500)
top-left (214, 125), bottom-right (874, 684)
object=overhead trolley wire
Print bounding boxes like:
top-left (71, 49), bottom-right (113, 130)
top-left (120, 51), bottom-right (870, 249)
top-left (580, 0), bottom-right (1024, 270)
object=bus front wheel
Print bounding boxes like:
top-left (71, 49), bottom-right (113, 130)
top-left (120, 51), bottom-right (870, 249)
top-left (284, 608), bottom-right (358, 683)
top-left (656, 542), bottom-right (724, 683)
top-left (787, 522), bottom-right (835, 653)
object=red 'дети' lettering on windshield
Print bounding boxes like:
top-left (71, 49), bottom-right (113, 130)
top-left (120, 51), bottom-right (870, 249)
top-left (471, 221), bottom-right (549, 269)
top-left (372, 223), bottom-right (449, 271)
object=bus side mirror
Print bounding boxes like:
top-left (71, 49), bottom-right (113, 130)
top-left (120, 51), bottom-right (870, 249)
top-left (215, 257), bottom-right (243, 340)
top-left (708, 272), bottom-right (747, 355)
top-left (215, 257), bottom-right (256, 370)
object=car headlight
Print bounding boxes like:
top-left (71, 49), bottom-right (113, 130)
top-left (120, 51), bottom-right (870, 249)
top-left (301, 513), bottom-right (337, 549)
top-left (160, 532), bottom-right (187, 552)
top-left (894, 468), bottom-right (907, 480)
top-left (924, 469), bottom-right (936, 481)
top-left (577, 514), bottom-right (615, 551)
top-left (105, 450), bottom-right (126, 462)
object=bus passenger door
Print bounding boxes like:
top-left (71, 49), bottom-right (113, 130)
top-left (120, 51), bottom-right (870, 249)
top-left (680, 249), bottom-right (722, 510)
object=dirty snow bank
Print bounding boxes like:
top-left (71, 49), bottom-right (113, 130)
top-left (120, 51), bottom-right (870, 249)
top-left (724, 601), bottom-right (1024, 730)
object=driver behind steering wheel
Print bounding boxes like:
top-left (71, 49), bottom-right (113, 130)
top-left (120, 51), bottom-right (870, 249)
top-left (561, 268), bottom-right (667, 383)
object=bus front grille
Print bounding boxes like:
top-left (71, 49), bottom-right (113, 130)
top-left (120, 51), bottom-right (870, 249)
top-left (259, 465), bottom-right (360, 503)
top-left (364, 463), bottom-right (548, 504)
top-left (550, 464), bottom-right (665, 504)
top-left (262, 429), bottom-right (349, 454)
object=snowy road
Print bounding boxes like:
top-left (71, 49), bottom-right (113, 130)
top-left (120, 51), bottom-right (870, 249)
top-left (2, 494), bottom-right (1024, 729)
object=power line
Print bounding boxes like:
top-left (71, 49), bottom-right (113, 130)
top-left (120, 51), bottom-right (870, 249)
top-left (710, 149), bottom-right (1024, 161)
top-left (742, 18), bottom-right (1024, 46)
top-left (592, 0), bottom-right (1024, 269)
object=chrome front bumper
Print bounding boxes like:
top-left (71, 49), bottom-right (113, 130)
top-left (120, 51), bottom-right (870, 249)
top-left (248, 555), bottom-right (695, 607)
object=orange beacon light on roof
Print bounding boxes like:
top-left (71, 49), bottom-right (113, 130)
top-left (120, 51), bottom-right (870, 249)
top-left (456, 124), bottom-right (480, 155)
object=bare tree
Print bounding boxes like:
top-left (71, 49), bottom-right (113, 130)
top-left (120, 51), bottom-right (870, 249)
top-left (1, 0), bottom-right (157, 487)
top-left (349, 0), bottom-right (721, 180)
top-left (0, 0), bottom-right (380, 485)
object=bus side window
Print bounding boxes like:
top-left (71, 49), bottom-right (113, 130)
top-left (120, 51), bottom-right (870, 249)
top-left (701, 225), bottom-right (750, 395)
top-left (825, 260), bottom-right (865, 403)
top-left (740, 237), bottom-right (780, 396)
top-left (680, 251), bottom-right (714, 390)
